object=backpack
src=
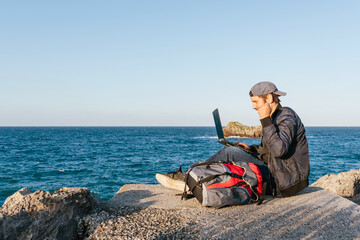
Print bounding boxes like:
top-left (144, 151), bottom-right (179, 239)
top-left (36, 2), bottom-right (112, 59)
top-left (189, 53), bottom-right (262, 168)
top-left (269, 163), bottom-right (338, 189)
top-left (182, 161), bottom-right (266, 208)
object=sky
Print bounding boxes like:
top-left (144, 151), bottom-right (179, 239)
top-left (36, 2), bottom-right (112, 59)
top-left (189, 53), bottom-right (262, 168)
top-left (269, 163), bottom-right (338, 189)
top-left (1, 1), bottom-right (359, 126)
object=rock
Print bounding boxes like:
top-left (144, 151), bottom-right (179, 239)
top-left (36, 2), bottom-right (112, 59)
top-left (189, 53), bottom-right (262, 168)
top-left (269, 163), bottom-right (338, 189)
top-left (82, 206), bottom-right (198, 240)
top-left (311, 169), bottom-right (360, 197)
top-left (223, 121), bottom-right (262, 138)
top-left (85, 184), bottom-right (360, 240)
top-left (2, 183), bottom-right (360, 239)
top-left (0, 187), bottom-right (102, 240)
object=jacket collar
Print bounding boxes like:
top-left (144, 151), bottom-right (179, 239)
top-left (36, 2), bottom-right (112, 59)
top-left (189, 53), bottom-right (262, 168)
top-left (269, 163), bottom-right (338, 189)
top-left (271, 104), bottom-right (282, 120)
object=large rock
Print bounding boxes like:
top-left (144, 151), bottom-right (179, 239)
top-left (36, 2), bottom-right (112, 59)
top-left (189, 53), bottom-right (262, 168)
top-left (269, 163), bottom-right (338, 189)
top-left (311, 169), bottom-right (360, 197)
top-left (0, 187), bottom-right (102, 240)
top-left (85, 184), bottom-right (360, 239)
top-left (223, 121), bottom-right (262, 138)
top-left (2, 183), bottom-right (360, 239)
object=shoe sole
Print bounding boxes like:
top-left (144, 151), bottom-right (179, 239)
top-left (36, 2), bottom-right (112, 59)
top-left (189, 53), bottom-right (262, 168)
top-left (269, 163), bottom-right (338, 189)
top-left (155, 173), bottom-right (188, 191)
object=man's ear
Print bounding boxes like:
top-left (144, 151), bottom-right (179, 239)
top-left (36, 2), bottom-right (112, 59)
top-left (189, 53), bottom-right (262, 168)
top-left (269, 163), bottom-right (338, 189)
top-left (266, 94), bottom-right (274, 104)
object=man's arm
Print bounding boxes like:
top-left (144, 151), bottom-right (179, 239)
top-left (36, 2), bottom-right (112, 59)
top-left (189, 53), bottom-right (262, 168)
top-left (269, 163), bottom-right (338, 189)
top-left (261, 114), bottom-right (297, 158)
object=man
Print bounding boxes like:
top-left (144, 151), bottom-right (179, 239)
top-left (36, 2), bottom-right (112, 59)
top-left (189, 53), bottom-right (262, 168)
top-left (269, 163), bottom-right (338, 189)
top-left (156, 81), bottom-right (309, 197)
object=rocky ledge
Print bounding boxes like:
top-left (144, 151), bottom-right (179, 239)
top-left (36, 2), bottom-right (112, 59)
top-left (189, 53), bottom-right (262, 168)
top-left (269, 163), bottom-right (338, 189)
top-left (0, 187), bottom-right (103, 240)
top-left (311, 168), bottom-right (360, 204)
top-left (1, 169), bottom-right (360, 239)
top-left (223, 122), bottom-right (262, 138)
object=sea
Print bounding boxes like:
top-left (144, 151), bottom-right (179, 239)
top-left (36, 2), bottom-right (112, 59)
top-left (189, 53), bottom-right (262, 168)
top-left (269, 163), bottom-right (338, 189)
top-left (1, 127), bottom-right (360, 205)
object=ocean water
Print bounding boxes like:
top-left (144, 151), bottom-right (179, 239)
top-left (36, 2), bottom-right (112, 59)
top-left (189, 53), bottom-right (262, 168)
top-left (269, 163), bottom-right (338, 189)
top-left (1, 127), bottom-right (360, 205)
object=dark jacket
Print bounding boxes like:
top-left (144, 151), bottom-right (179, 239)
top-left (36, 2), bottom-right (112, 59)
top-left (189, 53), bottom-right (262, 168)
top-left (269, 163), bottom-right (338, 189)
top-left (251, 104), bottom-right (310, 197)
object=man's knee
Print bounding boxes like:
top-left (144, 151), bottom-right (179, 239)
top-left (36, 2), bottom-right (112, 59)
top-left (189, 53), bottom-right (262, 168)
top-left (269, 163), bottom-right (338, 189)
top-left (222, 146), bottom-right (241, 155)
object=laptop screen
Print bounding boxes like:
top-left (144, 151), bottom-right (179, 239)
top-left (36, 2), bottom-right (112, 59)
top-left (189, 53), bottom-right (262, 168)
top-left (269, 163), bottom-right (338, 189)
top-left (212, 108), bottom-right (225, 140)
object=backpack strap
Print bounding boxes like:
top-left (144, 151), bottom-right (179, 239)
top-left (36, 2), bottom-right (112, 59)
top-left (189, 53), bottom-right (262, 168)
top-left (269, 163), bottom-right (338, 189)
top-left (198, 172), bottom-right (244, 185)
top-left (189, 161), bottom-right (223, 169)
top-left (181, 170), bottom-right (191, 200)
top-left (257, 181), bottom-right (267, 205)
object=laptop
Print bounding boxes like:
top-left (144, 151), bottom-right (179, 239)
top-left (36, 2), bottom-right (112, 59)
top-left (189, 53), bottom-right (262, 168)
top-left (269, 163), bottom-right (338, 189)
top-left (212, 108), bottom-right (252, 153)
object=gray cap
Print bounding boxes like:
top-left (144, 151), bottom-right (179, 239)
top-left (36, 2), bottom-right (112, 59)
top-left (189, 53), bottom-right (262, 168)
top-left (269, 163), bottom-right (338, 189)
top-left (249, 81), bottom-right (287, 97)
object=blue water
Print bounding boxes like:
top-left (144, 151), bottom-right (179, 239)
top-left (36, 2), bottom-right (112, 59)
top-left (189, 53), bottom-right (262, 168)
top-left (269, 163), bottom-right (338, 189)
top-left (1, 127), bottom-right (360, 205)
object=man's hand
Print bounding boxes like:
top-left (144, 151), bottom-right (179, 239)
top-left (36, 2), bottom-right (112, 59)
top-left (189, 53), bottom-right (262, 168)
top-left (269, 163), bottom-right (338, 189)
top-left (258, 103), bottom-right (272, 119)
top-left (235, 142), bottom-right (251, 151)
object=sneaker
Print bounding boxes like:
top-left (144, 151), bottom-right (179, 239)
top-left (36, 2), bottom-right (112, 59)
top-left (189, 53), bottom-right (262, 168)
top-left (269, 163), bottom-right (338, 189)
top-left (155, 166), bottom-right (188, 191)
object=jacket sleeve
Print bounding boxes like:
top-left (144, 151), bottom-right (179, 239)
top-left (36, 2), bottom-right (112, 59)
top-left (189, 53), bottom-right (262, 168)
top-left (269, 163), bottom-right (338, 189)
top-left (249, 144), bottom-right (260, 153)
top-left (260, 113), bottom-right (297, 158)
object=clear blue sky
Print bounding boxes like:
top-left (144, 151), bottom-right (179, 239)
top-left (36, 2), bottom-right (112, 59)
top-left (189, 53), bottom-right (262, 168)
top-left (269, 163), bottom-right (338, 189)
top-left (1, 1), bottom-right (359, 126)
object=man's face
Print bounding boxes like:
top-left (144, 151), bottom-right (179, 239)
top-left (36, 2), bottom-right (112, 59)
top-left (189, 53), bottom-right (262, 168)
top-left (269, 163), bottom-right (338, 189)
top-left (250, 96), bottom-right (266, 111)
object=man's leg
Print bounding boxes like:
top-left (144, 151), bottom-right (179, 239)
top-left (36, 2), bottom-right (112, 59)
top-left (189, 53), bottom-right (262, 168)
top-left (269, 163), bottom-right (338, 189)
top-left (156, 146), bottom-right (269, 191)
top-left (206, 146), bottom-right (264, 165)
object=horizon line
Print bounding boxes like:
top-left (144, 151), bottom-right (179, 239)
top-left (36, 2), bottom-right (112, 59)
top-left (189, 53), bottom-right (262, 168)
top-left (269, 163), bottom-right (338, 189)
top-left (0, 125), bottom-right (359, 128)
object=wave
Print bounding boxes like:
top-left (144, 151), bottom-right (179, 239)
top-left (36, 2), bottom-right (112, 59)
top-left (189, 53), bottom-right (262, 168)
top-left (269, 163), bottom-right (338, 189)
top-left (226, 136), bottom-right (251, 139)
top-left (194, 136), bottom-right (218, 139)
top-left (194, 136), bottom-right (251, 139)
